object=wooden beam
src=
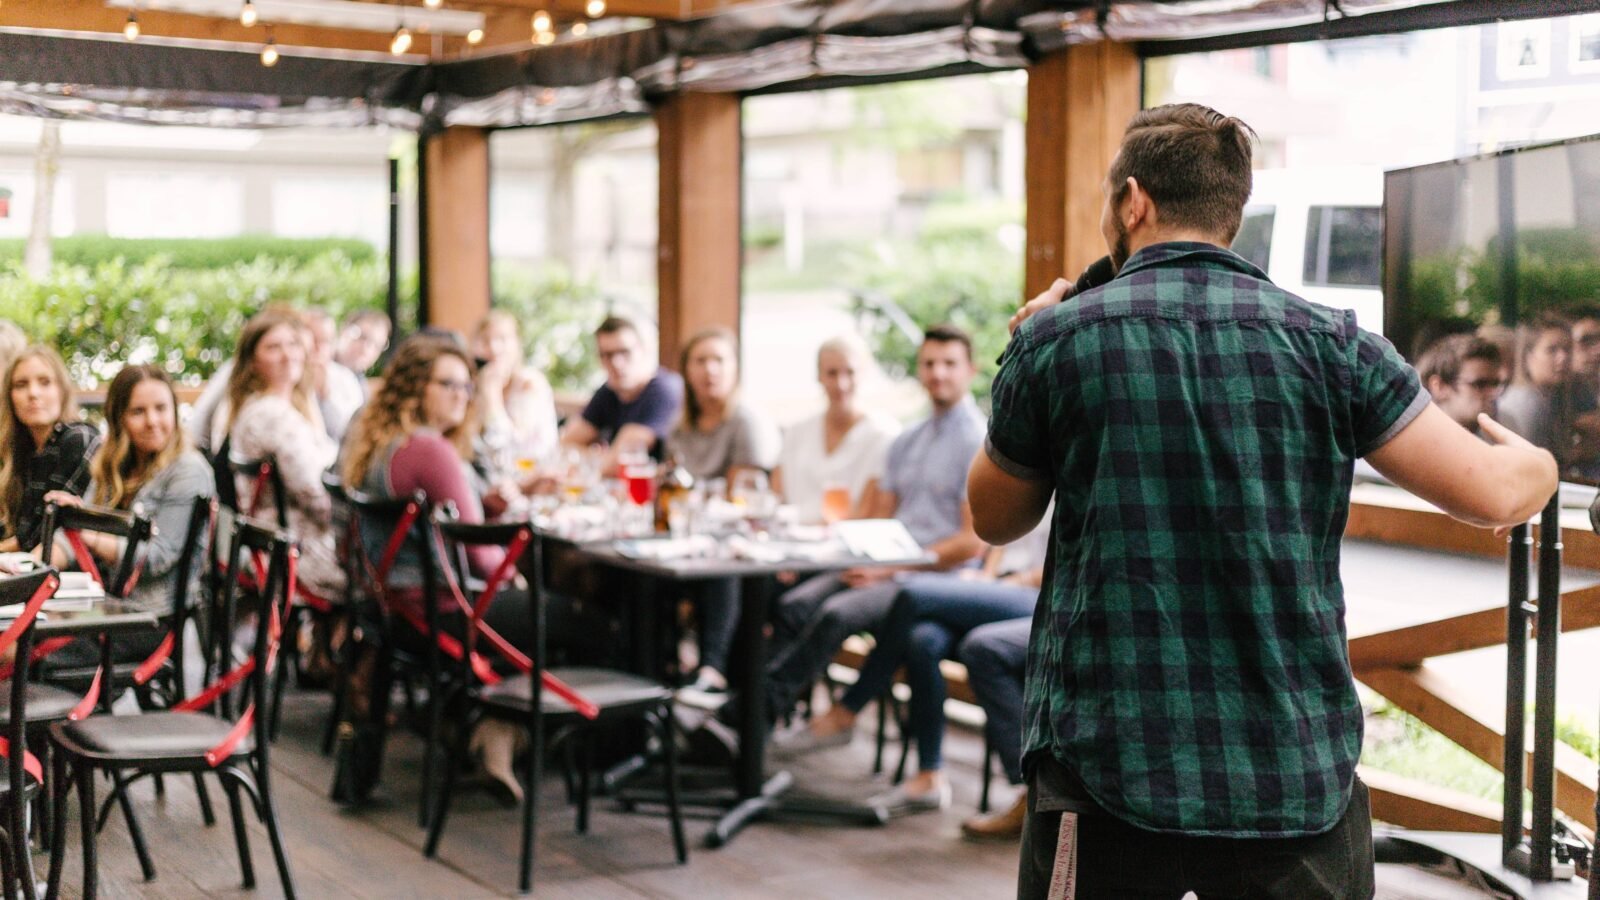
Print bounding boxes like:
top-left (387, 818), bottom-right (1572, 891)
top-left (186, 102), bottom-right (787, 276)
top-left (1346, 490), bottom-right (1600, 568)
top-left (1, 0), bottom-right (408, 56)
top-left (656, 91), bottom-right (740, 369)
top-left (1349, 583), bottom-right (1600, 671)
top-left (422, 127), bottom-right (492, 335)
top-left (1358, 665), bottom-right (1598, 831)
top-left (1023, 40), bottom-right (1139, 299)
top-left (462, 0), bottom-right (738, 19)
top-left (1359, 766), bottom-right (1504, 834)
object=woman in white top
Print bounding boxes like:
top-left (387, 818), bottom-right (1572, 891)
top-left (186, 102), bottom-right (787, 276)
top-left (773, 335), bottom-right (900, 523)
top-left (472, 310), bottom-right (559, 470)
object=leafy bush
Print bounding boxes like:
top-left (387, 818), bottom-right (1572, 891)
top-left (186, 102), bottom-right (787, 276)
top-left (0, 235), bottom-right (376, 270)
top-left (491, 263), bottom-right (612, 392)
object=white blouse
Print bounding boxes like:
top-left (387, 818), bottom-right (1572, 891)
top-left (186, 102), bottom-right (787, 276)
top-left (777, 411), bottom-right (900, 523)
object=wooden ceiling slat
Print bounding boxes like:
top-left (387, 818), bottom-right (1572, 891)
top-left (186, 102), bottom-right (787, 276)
top-left (1, 0), bottom-right (420, 55)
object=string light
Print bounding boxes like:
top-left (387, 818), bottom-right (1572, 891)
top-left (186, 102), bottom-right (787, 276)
top-left (240, 0), bottom-right (257, 26)
top-left (570, 20), bottom-right (587, 36)
top-left (423, 0), bottom-right (442, 7)
top-left (466, 27), bottom-right (484, 45)
top-left (123, 12), bottom-right (140, 40)
top-left (535, 29), bottom-right (555, 45)
top-left (531, 9), bottom-right (551, 33)
top-left (585, 0), bottom-right (605, 17)
top-left (260, 26), bottom-right (278, 66)
top-left (390, 24), bottom-right (412, 54)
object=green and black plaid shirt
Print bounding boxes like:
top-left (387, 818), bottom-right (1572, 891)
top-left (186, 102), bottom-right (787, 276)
top-left (988, 242), bottom-right (1426, 837)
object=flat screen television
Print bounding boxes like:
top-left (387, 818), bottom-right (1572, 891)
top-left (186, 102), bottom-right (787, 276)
top-left (1383, 132), bottom-right (1600, 486)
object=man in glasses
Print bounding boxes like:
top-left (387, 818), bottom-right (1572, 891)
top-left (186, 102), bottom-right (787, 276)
top-left (560, 316), bottom-right (684, 466)
top-left (1417, 333), bottom-right (1505, 434)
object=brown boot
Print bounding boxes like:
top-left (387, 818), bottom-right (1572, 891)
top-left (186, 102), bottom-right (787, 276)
top-left (961, 793), bottom-right (1026, 842)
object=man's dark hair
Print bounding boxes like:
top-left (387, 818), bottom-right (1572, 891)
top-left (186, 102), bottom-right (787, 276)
top-left (1416, 333), bottom-right (1503, 387)
top-left (1566, 304), bottom-right (1600, 325)
top-left (1107, 103), bottom-right (1256, 241)
top-left (594, 315), bottom-right (639, 340)
top-left (922, 323), bottom-right (973, 361)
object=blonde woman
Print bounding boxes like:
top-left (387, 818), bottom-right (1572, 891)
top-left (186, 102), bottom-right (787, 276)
top-left (0, 345), bottom-right (98, 554)
top-left (773, 336), bottom-right (899, 523)
top-left (219, 309), bottom-right (344, 600)
top-left (472, 310), bottom-right (559, 470)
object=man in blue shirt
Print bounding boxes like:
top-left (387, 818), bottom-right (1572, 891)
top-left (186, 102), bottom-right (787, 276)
top-left (764, 324), bottom-right (987, 745)
top-left (561, 316), bottom-right (684, 466)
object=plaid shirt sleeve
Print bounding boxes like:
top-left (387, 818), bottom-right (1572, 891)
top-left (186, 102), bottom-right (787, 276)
top-left (61, 428), bottom-right (101, 499)
top-left (1349, 324), bottom-right (1428, 456)
top-left (985, 325), bottom-right (1053, 482)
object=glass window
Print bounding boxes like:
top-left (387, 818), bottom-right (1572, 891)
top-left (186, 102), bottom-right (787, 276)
top-left (1573, 14), bottom-right (1600, 72)
top-left (1497, 19), bottom-right (1551, 81)
top-left (1302, 206), bottom-right (1381, 288)
top-left (1231, 206), bottom-right (1275, 273)
top-left (107, 173), bottom-right (243, 237)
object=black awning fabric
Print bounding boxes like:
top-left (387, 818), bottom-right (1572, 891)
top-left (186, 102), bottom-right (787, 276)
top-left (9, 0), bottom-right (1600, 129)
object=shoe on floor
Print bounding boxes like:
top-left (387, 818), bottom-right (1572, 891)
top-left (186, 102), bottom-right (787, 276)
top-left (768, 723), bottom-right (853, 759)
top-left (676, 668), bottom-right (731, 712)
top-left (870, 780), bottom-right (952, 814)
top-left (961, 793), bottom-right (1026, 841)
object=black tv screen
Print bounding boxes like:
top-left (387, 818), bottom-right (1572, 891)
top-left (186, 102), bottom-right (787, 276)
top-left (1384, 132), bottom-right (1600, 484)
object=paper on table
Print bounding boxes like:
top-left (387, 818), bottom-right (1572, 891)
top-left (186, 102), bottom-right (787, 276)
top-left (831, 519), bottom-right (924, 562)
top-left (613, 535), bottom-right (719, 561)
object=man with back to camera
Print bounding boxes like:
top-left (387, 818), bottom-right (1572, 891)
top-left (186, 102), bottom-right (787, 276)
top-left (559, 316), bottom-right (684, 467)
top-left (971, 103), bottom-right (1558, 898)
top-left (1417, 333), bottom-right (1504, 433)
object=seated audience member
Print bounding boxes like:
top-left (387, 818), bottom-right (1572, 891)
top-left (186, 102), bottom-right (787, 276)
top-left (220, 310), bottom-right (345, 603)
top-left (560, 316), bottom-right (683, 467)
top-left (1497, 313), bottom-right (1575, 463)
top-left (773, 336), bottom-right (899, 523)
top-left (758, 325), bottom-right (987, 729)
top-left (668, 327), bottom-right (779, 702)
top-left (780, 519), bottom-right (1049, 818)
top-left (43, 365), bottom-right (214, 666)
top-left (0, 319), bottom-right (26, 381)
top-left (954, 616), bottom-right (1032, 840)
top-left (342, 335), bottom-right (533, 801)
top-left (335, 309), bottom-right (392, 381)
top-left (302, 308), bottom-right (366, 442)
top-left (1416, 334), bottom-right (1504, 433)
top-left (0, 345), bottom-right (99, 554)
top-left (472, 310), bottom-right (559, 469)
top-left (188, 306), bottom-right (354, 451)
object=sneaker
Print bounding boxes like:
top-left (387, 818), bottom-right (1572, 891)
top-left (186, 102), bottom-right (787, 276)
top-left (769, 723), bottom-right (853, 759)
top-left (870, 780), bottom-right (952, 814)
top-left (961, 793), bottom-right (1027, 841)
top-left (676, 669), bottom-right (731, 712)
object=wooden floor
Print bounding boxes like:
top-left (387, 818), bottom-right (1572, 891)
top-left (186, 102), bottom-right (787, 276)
top-left (35, 536), bottom-right (1573, 898)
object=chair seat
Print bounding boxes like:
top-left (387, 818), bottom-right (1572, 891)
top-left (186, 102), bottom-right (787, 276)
top-left (52, 711), bottom-right (253, 762)
top-left (481, 666), bottom-right (671, 717)
top-left (0, 682), bottom-right (84, 726)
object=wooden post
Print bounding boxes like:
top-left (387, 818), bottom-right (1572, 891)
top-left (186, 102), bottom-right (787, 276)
top-left (422, 126), bottom-right (491, 335)
top-left (1024, 41), bottom-right (1141, 299)
top-left (656, 92), bottom-right (742, 369)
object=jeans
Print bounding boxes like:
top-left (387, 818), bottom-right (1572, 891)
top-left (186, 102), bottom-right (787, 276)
top-left (838, 575), bottom-right (1036, 774)
top-left (764, 573), bottom-right (900, 722)
top-left (1018, 755), bottom-right (1375, 900)
top-left (690, 578), bottom-right (740, 676)
top-left (959, 617), bottom-right (1031, 784)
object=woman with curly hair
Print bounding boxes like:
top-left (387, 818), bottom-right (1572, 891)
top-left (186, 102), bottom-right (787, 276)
top-left (218, 309), bottom-right (344, 601)
top-left (0, 345), bottom-right (99, 554)
top-left (342, 334), bottom-right (532, 802)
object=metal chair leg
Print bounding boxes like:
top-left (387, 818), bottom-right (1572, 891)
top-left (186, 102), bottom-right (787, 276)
top-left (76, 762), bottom-right (97, 900)
top-left (979, 733), bottom-right (994, 814)
top-left (250, 763), bottom-right (298, 900)
top-left (423, 726), bottom-right (464, 858)
top-left (111, 772), bottom-right (156, 881)
top-left (576, 735), bottom-right (593, 834)
top-left (192, 773), bottom-right (217, 826)
top-left (44, 750), bottom-right (70, 900)
top-left (221, 775), bottom-right (256, 889)
top-left (654, 709), bottom-right (688, 864)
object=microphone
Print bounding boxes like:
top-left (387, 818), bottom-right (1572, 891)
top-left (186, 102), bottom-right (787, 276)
top-left (1072, 255), bottom-right (1116, 298)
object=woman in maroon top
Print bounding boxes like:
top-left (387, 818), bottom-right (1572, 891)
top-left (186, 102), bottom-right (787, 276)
top-left (341, 335), bottom-right (531, 802)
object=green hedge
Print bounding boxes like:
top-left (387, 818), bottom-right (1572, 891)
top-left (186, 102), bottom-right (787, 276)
top-left (0, 253), bottom-right (607, 391)
top-left (0, 235), bottom-right (376, 270)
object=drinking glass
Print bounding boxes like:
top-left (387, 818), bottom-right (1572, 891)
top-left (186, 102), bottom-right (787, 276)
top-left (820, 483), bottom-right (851, 525)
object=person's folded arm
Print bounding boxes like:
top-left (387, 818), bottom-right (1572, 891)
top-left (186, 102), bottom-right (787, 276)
top-left (968, 450), bottom-right (1051, 546)
top-left (1365, 406), bottom-right (1557, 528)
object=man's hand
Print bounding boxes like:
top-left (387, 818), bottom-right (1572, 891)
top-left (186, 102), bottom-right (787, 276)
top-left (840, 566), bottom-right (897, 588)
top-left (1009, 278), bottom-right (1073, 336)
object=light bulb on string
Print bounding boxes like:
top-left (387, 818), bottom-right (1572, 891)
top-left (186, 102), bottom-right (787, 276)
top-left (535, 29), bottom-right (555, 45)
top-left (391, 25), bottom-right (413, 55)
top-left (423, 0), bottom-right (442, 8)
top-left (570, 20), bottom-right (587, 36)
top-left (585, 0), bottom-right (605, 18)
top-left (240, 0), bottom-right (257, 26)
top-left (261, 34), bottom-right (279, 66)
top-left (123, 12), bottom-right (140, 40)
top-left (466, 27), bottom-right (484, 45)
top-left (531, 9), bottom-right (551, 33)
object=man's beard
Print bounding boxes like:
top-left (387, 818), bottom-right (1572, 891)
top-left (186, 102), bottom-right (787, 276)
top-left (1110, 215), bottom-right (1131, 273)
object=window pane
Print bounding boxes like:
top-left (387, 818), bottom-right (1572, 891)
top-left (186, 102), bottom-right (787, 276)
top-left (1231, 207), bottom-right (1274, 273)
top-left (1303, 206), bottom-right (1380, 288)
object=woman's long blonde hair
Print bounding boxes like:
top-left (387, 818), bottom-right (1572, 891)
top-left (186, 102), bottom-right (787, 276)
top-left (91, 365), bottom-right (188, 509)
top-left (0, 345), bottom-right (80, 531)
top-left (341, 336), bottom-right (478, 488)
top-left (679, 326), bottom-right (739, 431)
top-left (224, 309), bottom-right (318, 434)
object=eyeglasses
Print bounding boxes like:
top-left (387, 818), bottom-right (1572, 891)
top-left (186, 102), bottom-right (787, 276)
top-left (1456, 378), bottom-right (1506, 392)
top-left (430, 378), bottom-right (475, 397)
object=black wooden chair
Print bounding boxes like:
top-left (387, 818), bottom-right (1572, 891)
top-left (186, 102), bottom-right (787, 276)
top-left (421, 513), bottom-right (687, 893)
top-left (48, 516), bottom-right (298, 899)
top-left (0, 568), bottom-right (60, 900)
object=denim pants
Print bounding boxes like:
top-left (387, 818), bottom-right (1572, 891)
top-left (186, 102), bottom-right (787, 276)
top-left (764, 573), bottom-right (900, 722)
top-left (959, 617), bottom-right (1031, 784)
top-left (839, 575), bottom-right (1036, 774)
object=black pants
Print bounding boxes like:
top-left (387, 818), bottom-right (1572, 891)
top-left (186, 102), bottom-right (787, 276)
top-left (1018, 759), bottom-right (1374, 900)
